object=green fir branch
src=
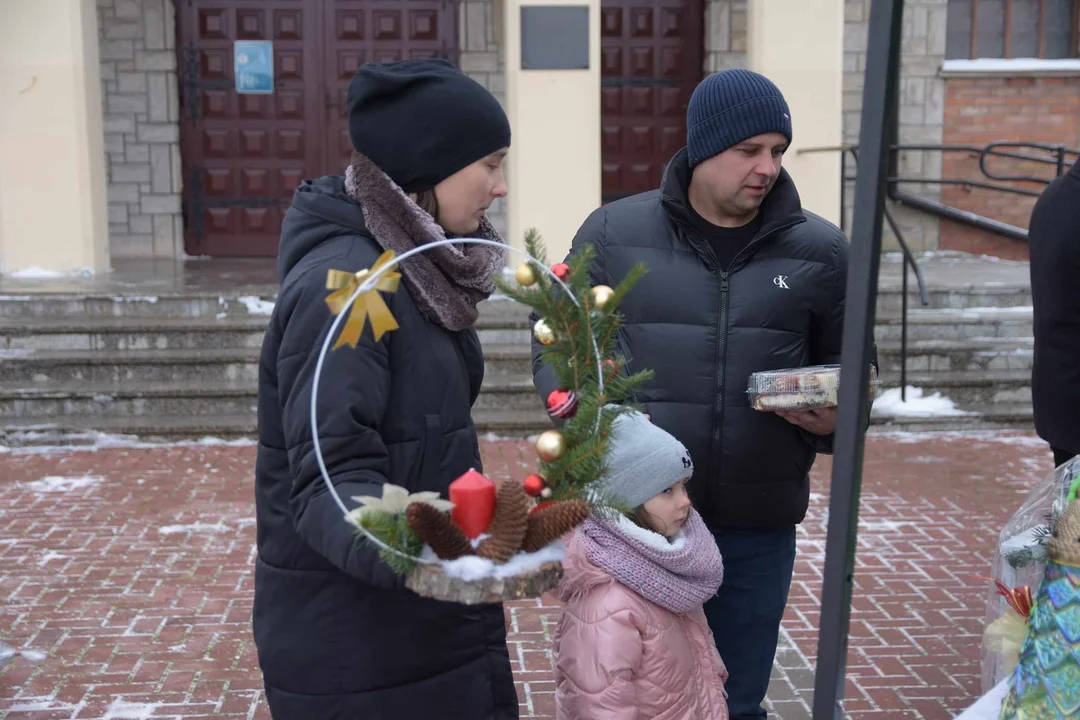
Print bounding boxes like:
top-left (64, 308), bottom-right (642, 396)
top-left (494, 228), bottom-right (652, 514)
top-left (356, 510), bottom-right (422, 576)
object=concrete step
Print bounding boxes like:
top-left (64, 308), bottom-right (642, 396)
top-left (0, 377), bottom-right (550, 418)
top-left (0, 317), bottom-right (269, 351)
top-left (875, 286), bottom-right (1031, 313)
top-left (0, 408), bottom-right (553, 447)
top-left (0, 348), bottom-right (261, 384)
top-left (0, 345), bottom-right (534, 387)
top-left (869, 402), bottom-right (1033, 432)
top-left (0, 292), bottom-right (277, 319)
top-left (475, 379), bottom-right (545, 412)
top-left (877, 370), bottom-right (1031, 405)
top-left (0, 380), bottom-right (258, 418)
top-left (874, 306), bottom-right (1032, 342)
top-left (875, 338), bottom-right (1034, 373)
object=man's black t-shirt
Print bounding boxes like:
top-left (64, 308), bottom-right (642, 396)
top-left (687, 203), bottom-right (762, 271)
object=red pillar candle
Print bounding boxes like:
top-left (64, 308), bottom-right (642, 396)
top-left (449, 469), bottom-right (497, 539)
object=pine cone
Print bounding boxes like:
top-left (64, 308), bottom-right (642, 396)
top-left (477, 481), bottom-right (530, 563)
top-left (406, 503), bottom-right (474, 561)
top-left (521, 499), bottom-right (590, 553)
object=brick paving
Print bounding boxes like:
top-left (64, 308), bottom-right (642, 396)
top-left (0, 432), bottom-right (1057, 719)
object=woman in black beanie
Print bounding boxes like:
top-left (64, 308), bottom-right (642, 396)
top-left (252, 58), bottom-right (517, 719)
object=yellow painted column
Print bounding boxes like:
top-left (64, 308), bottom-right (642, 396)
top-left (0, 0), bottom-right (110, 274)
top-left (747, 0), bottom-right (844, 226)
top-left (504, 0), bottom-right (601, 265)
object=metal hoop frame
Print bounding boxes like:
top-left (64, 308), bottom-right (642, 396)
top-left (308, 238), bottom-right (607, 564)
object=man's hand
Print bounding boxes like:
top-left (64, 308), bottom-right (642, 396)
top-left (775, 407), bottom-right (837, 436)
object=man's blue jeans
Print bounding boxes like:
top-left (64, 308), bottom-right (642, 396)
top-left (703, 526), bottom-right (797, 720)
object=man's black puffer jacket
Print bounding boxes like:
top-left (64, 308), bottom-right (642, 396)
top-left (533, 148), bottom-right (868, 529)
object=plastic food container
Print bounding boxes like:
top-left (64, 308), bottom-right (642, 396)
top-left (747, 364), bottom-right (879, 412)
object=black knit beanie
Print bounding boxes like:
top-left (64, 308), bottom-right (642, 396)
top-left (347, 58), bottom-right (511, 193)
top-left (686, 69), bottom-right (792, 169)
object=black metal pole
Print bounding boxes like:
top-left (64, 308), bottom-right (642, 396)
top-left (811, 0), bottom-right (905, 718)
top-left (901, 258), bottom-right (908, 402)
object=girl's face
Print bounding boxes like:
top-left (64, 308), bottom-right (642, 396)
top-left (432, 148), bottom-right (510, 235)
top-left (640, 479), bottom-right (692, 538)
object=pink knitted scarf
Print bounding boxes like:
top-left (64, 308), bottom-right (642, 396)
top-left (574, 509), bottom-right (724, 614)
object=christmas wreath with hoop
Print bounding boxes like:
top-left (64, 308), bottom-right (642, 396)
top-left (312, 229), bottom-right (653, 604)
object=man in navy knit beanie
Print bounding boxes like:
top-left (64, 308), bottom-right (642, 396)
top-left (532, 68), bottom-right (873, 720)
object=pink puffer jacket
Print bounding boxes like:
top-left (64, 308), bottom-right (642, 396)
top-left (552, 518), bottom-right (729, 720)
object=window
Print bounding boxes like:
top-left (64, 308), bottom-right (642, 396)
top-left (946, 0), bottom-right (1080, 59)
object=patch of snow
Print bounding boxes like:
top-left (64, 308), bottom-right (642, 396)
top-left (956, 305), bottom-right (1033, 313)
top-left (37, 551), bottom-right (69, 567)
top-left (943, 57), bottom-right (1080, 74)
top-left (8, 699), bottom-right (80, 712)
top-left (2, 266), bottom-right (92, 278)
top-left (111, 296), bottom-right (158, 303)
top-left (0, 295), bottom-right (33, 301)
top-left (0, 433), bottom-right (257, 456)
top-left (421, 540), bottom-right (566, 582)
top-left (158, 522), bottom-right (231, 535)
top-left (237, 295), bottom-right (275, 315)
top-left (873, 430), bottom-right (1047, 447)
top-left (858, 519), bottom-right (915, 532)
top-left (20, 475), bottom-right (103, 493)
top-left (480, 432), bottom-right (529, 442)
top-left (871, 387), bottom-right (976, 418)
top-left (104, 700), bottom-right (166, 719)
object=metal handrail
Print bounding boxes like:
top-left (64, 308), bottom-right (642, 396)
top-left (884, 141), bottom-right (1076, 239)
top-left (797, 144), bottom-right (930, 400)
top-left (800, 138), bottom-right (1078, 400)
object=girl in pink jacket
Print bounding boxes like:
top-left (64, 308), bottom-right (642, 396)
top-left (553, 409), bottom-right (729, 720)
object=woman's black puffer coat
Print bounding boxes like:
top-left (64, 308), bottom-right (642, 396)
top-left (252, 176), bottom-right (518, 719)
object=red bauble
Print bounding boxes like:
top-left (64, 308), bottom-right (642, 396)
top-left (551, 263), bottom-right (570, 282)
top-left (523, 474), bottom-right (547, 498)
top-left (546, 389), bottom-right (578, 419)
top-left (449, 469), bottom-right (497, 539)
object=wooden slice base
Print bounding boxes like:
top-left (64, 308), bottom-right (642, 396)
top-left (405, 560), bottom-right (564, 605)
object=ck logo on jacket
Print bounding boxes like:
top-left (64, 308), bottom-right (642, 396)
top-left (773, 275), bottom-right (790, 289)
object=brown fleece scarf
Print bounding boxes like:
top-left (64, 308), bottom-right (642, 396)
top-left (344, 152), bottom-right (506, 332)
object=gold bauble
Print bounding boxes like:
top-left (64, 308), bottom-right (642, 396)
top-left (533, 318), bottom-right (556, 346)
top-left (515, 263), bottom-right (538, 287)
top-left (536, 429), bottom-right (567, 462)
top-left (591, 285), bottom-right (615, 311)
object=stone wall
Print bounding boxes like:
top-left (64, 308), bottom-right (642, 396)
top-left (705, 0), bottom-right (747, 72)
top-left (96, 0), bottom-right (184, 259)
top-left (459, 0), bottom-right (508, 240)
top-left (843, 0), bottom-right (946, 252)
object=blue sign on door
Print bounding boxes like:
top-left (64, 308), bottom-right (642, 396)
top-left (234, 41), bottom-right (274, 94)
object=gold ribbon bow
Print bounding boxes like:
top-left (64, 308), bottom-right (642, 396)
top-left (325, 250), bottom-right (401, 348)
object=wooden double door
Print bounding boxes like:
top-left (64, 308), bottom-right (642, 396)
top-left (177, 1), bottom-right (457, 257)
top-left (600, 0), bottom-right (704, 203)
